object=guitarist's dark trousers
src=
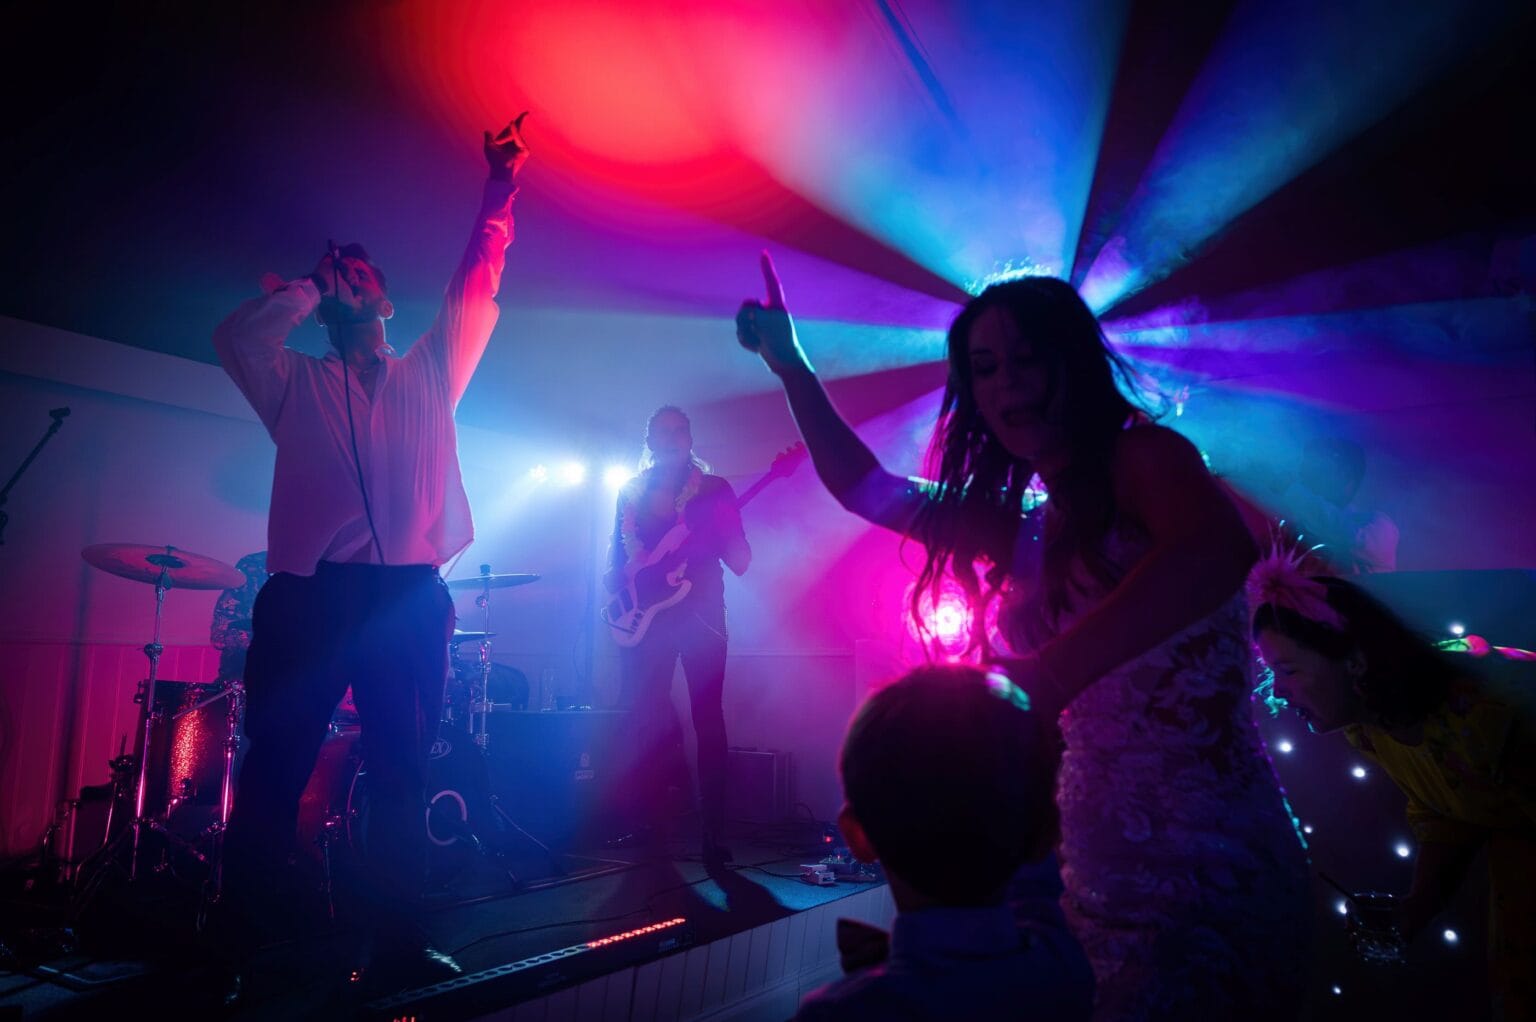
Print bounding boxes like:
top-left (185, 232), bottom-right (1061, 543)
top-left (618, 601), bottom-right (730, 838)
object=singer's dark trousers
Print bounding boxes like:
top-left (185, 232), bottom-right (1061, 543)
top-left (617, 601), bottom-right (729, 838)
top-left (219, 561), bottom-right (453, 952)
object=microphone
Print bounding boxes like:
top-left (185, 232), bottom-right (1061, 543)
top-left (49, 407), bottom-right (70, 422)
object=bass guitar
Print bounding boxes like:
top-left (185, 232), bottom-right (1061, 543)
top-left (601, 443), bottom-right (806, 647)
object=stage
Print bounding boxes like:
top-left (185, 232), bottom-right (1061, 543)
top-left (0, 823), bottom-right (895, 1022)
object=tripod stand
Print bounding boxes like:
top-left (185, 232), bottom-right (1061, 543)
top-left (73, 545), bottom-right (246, 910)
top-left (444, 565), bottom-right (564, 881)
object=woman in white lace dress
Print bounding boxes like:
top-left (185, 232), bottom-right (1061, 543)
top-left (735, 255), bottom-right (1311, 1019)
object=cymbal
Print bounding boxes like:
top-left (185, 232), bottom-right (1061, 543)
top-left (450, 630), bottom-right (496, 643)
top-left (444, 572), bottom-right (540, 591)
top-left (82, 544), bottom-right (245, 590)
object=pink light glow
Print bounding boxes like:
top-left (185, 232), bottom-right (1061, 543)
top-left (903, 579), bottom-right (973, 659)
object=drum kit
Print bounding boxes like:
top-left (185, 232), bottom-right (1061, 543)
top-left (64, 542), bottom-right (548, 923)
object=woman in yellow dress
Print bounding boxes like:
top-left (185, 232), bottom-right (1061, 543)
top-left (1247, 550), bottom-right (1535, 1020)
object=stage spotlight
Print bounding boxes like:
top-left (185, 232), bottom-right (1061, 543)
top-left (560, 461), bottom-right (588, 486)
top-left (604, 465), bottom-right (635, 491)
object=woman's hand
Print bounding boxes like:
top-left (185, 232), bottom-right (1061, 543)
top-left (735, 251), bottom-right (813, 377)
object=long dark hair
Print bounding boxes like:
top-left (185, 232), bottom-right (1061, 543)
top-left (912, 277), bottom-right (1150, 640)
top-left (637, 405), bottom-right (710, 474)
top-left (1251, 576), bottom-right (1462, 728)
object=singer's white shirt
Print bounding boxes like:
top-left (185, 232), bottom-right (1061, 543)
top-left (214, 179), bottom-right (516, 577)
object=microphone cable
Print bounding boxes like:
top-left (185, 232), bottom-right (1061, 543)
top-left (331, 245), bottom-right (387, 566)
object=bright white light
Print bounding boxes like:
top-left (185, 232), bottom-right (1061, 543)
top-left (604, 465), bottom-right (634, 491)
top-left (902, 580), bottom-right (973, 657)
top-left (1276, 739), bottom-right (1294, 754)
top-left (1443, 929), bottom-right (1458, 945)
top-left (529, 464), bottom-right (548, 483)
top-left (932, 603), bottom-right (968, 643)
top-left (1335, 899), bottom-right (1350, 916)
top-left (1448, 621), bottom-right (1466, 636)
top-left (1351, 765), bottom-right (1368, 780)
top-left (1331, 985), bottom-right (1343, 996)
top-left (1303, 824), bottom-right (1315, 835)
top-left (559, 461), bottom-right (587, 486)
top-left (1394, 842), bottom-right (1412, 859)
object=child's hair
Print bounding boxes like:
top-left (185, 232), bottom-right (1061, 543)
top-left (839, 664), bottom-right (1058, 905)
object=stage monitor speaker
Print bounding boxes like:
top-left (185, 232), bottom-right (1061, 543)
top-left (726, 747), bottom-right (792, 824)
top-left (484, 710), bottom-right (631, 850)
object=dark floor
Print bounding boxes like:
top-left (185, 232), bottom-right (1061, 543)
top-left (0, 815), bottom-right (865, 1021)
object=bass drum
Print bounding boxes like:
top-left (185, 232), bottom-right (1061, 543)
top-left (293, 725), bottom-right (493, 891)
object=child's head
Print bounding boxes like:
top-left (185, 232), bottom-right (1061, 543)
top-left (837, 664), bottom-right (1058, 906)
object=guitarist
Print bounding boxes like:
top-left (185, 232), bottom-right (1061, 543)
top-left (604, 405), bottom-right (751, 864)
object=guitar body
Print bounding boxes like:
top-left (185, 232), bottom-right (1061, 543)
top-left (601, 522), bottom-right (694, 647)
top-left (601, 442), bottom-right (807, 649)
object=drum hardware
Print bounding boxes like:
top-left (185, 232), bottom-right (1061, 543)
top-left (444, 565), bottom-right (566, 880)
top-left (294, 724), bottom-right (528, 909)
top-left (314, 800), bottom-right (362, 922)
top-left (443, 565), bottom-right (538, 751)
top-left (442, 572), bottom-right (541, 591)
top-left (487, 794), bottom-right (566, 879)
top-left (77, 544), bottom-right (243, 886)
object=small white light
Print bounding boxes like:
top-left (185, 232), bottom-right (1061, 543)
top-left (1448, 622), bottom-right (1466, 637)
top-left (1394, 842), bottom-right (1412, 859)
top-left (603, 465), bottom-right (634, 491)
top-left (1351, 765), bottom-right (1368, 780)
top-left (559, 461), bottom-right (587, 486)
top-left (1277, 739), bottom-right (1294, 754)
top-left (529, 464), bottom-right (548, 483)
top-left (1335, 899), bottom-right (1349, 916)
top-left (1303, 824), bottom-right (1315, 835)
top-left (1331, 985), bottom-right (1343, 996)
top-left (1443, 929), bottom-right (1458, 945)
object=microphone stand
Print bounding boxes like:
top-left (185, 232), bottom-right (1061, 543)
top-left (0, 407), bottom-right (70, 545)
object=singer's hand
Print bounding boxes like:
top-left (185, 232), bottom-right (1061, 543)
top-left (485, 112), bottom-right (531, 182)
top-left (735, 251), bottom-right (812, 377)
top-left (309, 250), bottom-right (362, 314)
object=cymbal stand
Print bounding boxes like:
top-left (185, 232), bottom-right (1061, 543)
top-left (70, 553), bottom-right (209, 908)
top-left (125, 552), bottom-right (179, 879)
top-left (462, 565), bottom-right (563, 877)
top-left (469, 564), bottom-right (495, 751)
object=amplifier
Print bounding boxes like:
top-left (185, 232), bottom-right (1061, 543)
top-left (726, 747), bottom-right (792, 823)
top-left (483, 710), bottom-right (632, 849)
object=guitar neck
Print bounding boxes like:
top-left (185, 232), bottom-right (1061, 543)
top-left (734, 467), bottom-right (783, 511)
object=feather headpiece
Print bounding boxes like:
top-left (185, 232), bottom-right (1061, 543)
top-left (1245, 541), bottom-right (1347, 632)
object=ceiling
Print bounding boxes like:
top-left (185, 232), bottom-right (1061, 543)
top-left (5, 1), bottom-right (1534, 469)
